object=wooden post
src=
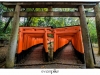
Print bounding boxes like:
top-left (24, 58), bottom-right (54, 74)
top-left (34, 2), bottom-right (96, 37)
top-left (48, 6), bottom-right (53, 61)
top-left (48, 6), bottom-right (52, 12)
top-left (94, 3), bottom-right (100, 55)
top-left (48, 6), bottom-right (53, 16)
top-left (5, 4), bottom-right (21, 68)
top-left (78, 5), bottom-right (94, 68)
top-left (49, 40), bottom-right (53, 61)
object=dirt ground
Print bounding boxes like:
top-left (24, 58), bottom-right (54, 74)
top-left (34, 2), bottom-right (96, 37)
top-left (17, 44), bottom-right (84, 68)
top-left (0, 44), bottom-right (100, 68)
top-left (93, 47), bottom-right (100, 66)
top-left (0, 45), bottom-right (8, 63)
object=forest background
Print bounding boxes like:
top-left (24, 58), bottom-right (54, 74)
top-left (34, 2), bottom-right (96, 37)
top-left (0, 3), bottom-right (97, 44)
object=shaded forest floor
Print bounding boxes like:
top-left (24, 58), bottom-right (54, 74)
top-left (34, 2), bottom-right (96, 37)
top-left (93, 47), bottom-right (100, 67)
top-left (0, 44), bottom-right (100, 68)
top-left (0, 45), bottom-right (8, 63)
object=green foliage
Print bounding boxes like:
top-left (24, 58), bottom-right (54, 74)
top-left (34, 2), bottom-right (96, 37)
top-left (0, 3), bottom-right (11, 40)
top-left (0, 3), bottom-right (3, 26)
top-left (0, 4), bottom-right (98, 43)
top-left (87, 18), bottom-right (97, 43)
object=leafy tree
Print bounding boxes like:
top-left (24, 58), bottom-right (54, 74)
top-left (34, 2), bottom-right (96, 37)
top-left (87, 18), bottom-right (97, 43)
top-left (0, 3), bottom-right (11, 40)
top-left (0, 4), bottom-right (98, 43)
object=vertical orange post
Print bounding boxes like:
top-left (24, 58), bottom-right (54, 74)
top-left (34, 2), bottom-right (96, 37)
top-left (24, 34), bottom-right (28, 50)
top-left (65, 38), bottom-right (68, 45)
top-left (22, 33), bottom-right (26, 50)
top-left (56, 35), bottom-right (59, 51)
top-left (54, 30), bottom-right (57, 52)
top-left (34, 38), bottom-right (37, 45)
top-left (58, 37), bottom-right (61, 48)
top-left (29, 36), bottom-right (32, 48)
top-left (37, 38), bottom-right (39, 44)
top-left (32, 37), bottom-right (35, 46)
top-left (77, 30), bottom-right (84, 53)
top-left (17, 28), bottom-right (23, 54)
top-left (60, 38), bottom-right (65, 47)
top-left (71, 38), bottom-right (74, 46)
top-left (30, 36), bottom-right (32, 47)
top-left (26, 36), bottom-right (30, 49)
top-left (39, 38), bottom-right (43, 43)
top-left (73, 33), bottom-right (76, 50)
top-left (43, 29), bottom-right (48, 52)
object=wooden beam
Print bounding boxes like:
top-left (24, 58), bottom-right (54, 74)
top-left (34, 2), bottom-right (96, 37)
top-left (48, 6), bottom-right (52, 12)
top-left (94, 3), bottom-right (100, 55)
top-left (2, 2), bottom-right (96, 8)
top-left (79, 5), bottom-right (94, 68)
top-left (3, 11), bottom-right (95, 17)
top-left (5, 4), bottom-right (21, 68)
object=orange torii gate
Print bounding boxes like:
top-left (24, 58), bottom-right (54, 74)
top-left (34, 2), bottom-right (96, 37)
top-left (17, 27), bottom-right (52, 54)
top-left (53, 26), bottom-right (84, 53)
top-left (16, 26), bottom-right (85, 63)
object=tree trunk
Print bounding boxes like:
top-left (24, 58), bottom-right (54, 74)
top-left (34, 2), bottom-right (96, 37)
top-left (94, 3), bottom-right (100, 55)
top-left (79, 5), bottom-right (94, 68)
top-left (5, 4), bottom-right (21, 68)
top-left (3, 17), bottom-right (12, 32)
